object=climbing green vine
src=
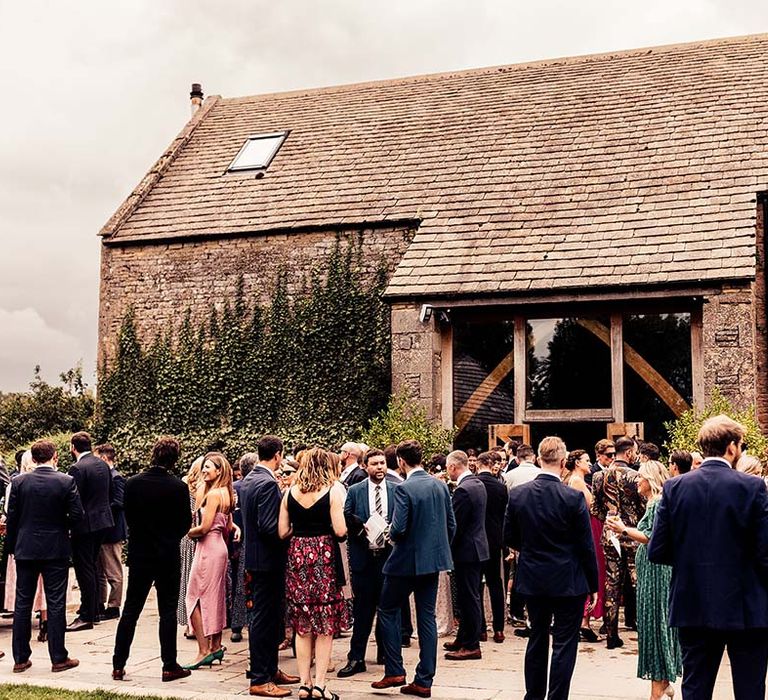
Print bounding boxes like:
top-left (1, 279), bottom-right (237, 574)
top-left (96, 239), bottom-right (392, 473)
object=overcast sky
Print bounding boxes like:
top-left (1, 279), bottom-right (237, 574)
top-left (0, 0), bottom-right (767, 392)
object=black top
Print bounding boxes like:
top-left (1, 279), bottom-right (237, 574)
top-left (451, 474), bottom-right (490, 564)
top-left (68, 453), bottom-right (114, 534)
top-left (288, 489), bottom-right (333, 537)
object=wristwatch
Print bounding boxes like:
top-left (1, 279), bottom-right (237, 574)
top-left (622, 528), bottom-right (628, 537)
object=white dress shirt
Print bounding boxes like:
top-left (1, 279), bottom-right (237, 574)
top-left (504, 462), bottom-right (541, 491)
top-left (340, 461), bottom-right (359, 482)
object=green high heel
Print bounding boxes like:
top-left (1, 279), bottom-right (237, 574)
top-left (183, 652), bottom-right (216, 670)
top-left (212, 647), bottom-right (225, 663)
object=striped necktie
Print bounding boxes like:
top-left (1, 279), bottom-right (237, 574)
top-left (373, 484), bottom-right (385, 548)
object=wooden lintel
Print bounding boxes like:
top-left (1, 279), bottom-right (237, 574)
top-left (525, 408), bottom-right (614, 423)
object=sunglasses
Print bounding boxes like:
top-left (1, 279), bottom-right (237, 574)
top-left (604, 452), bottom-right (616, 458)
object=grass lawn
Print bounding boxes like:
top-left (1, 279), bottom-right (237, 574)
top-left (0, 685), bottom-right (182, 700)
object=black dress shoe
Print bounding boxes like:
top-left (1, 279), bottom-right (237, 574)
top-left (103, 607), bottom-right (120, 620)
top-left (606, 636), bottom-right (624, 649)
top-left (337, 660), bottom-right (366, 678)
top-left (66, 617), bottom-right (94, 632)
top-left (401, 638), bottom-right (411, 648)
top-left (514, 627), bottom-right (530, 638)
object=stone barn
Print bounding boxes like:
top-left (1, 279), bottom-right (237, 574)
top-left (99, 34), bottom-right (768, 450)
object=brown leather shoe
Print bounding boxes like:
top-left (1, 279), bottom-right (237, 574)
top-left (493, 631), bottom-right (505, 643)
top-left (273, 669), bottom-right (300, 685)
top-left (442, 638), bottom-right (460, 651)
top-left (371, 675), bottom-right (407, 689)
top-left (52, 657), bottom-right (80, 672)
top-left (162, 665), bottom-right (191, 682)
top-left (112, 668), bottom-right (126, 680)
top-left (13, 660), bottom-right (32, 673)
top-left (444, 648), bottom-right (482, 660)
top-left (401, 683), bottom-right (432, 698)
top-left (249, 682), bottom-right (291, 697)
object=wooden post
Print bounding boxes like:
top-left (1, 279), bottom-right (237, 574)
top-left (690, 307), bottom-right (704, 411)
top-left (610, 313), bottom-right (624, 423)
top-left (513, 316), bottom-right (527, 424)
top-left (440, 325), bottom-right (454, 431)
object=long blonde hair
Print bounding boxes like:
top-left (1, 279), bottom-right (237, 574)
top-left (20, 450), bottom-right (35, 474)
top-left (639, 460), bottom-right (669, 499)
top-left (737, 455), bottom-right (764, 477)
top-left (295, 447), bottom-right (335, 494)
top-left (201, 452), bottom-right (235, 513)
top-left (185, 456), bottom-right (204, 497)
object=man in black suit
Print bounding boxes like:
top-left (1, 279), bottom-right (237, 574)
top-left (6, 439), bottom-right (83, 673)
top-left (476, 451), bottom-right (508, 643)
top-left (240, 435), bottom-right (298, 698)
top-left (94, 443), bottom-right (126, 620)
top-left (443, 450), bottom-right (489, 661)
top-left (339, 448), bottom-right (398, 677)
top-left (649, 415), bottom-right (768, 700)
top-left (111, 437), bottom-right (192, 682)
top-left (68, 431), bottom-right (113, 631)
top-left (504, 436), bottom-right (598, 700)
top-left (340, 442), bottom-right (367, 488)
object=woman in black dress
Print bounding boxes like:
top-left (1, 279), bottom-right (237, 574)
top-left (278, 448), bottom-right (349, 700)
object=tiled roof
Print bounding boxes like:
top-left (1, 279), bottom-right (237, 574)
top-left (102, 34), bottom-right (768, 299)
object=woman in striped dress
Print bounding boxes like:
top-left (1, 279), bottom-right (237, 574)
top-left (177, 456), bottom-right (204, 633)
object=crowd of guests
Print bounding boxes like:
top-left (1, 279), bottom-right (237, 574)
top-left (1, 416), bottom-right (768, 700)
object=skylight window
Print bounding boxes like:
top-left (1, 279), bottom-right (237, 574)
top-left (227, 132), bottom-right (287, 172)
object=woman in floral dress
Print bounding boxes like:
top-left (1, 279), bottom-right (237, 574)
top-left (279, 448), bottom-right (349, 700)
top-left (606, 460), bottom-right (682, 699)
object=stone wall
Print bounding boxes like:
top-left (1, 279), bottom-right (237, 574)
top-left (702, 283), bottom-right (758, 412)
top-left (390, 302), bottom-right (445, 422)
top-left (98, 225), bottom-right (415, 365)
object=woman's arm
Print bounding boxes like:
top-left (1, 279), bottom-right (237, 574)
top-left (605, 516), bottom-right (649, 544)
top-left (278, 491), bottom-right (293, 540)
top-left (187, 490), bottom-right (221, 539)
top-left (330, 483), bottom-right (348, 539)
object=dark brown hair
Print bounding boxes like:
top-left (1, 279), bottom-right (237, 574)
top-left (71, 431), bottom-right (92, 453)
top-left (669, 449), bottom-right (693, 474)
top-left (94, 443), bottom-right (116, 463)
top-left (31, 440), bottom-right (56, 465)
top-left (363, 448), bottom-right (385, 465)
top-left (698, 415), bottom-right (746, 458)
top-left (396, 440), bottom-right (423, 468)
top-left (257, 435), bottom-right (283, 462)
top-left (151, 436), bottom-right (181, 469)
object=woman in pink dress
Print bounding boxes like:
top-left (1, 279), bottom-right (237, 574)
top-left (562, 449), bottom-right (605, 642)
top-left (184, 452), bottom-right (237, 669)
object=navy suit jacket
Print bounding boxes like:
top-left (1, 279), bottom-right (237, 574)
top-left (648, 459), bottom-right (768, 629)
top-left (451, 474), bottom-right (490, 564)
top-left (102, 468), bottom-right (127, 544)
top-left (6, 466), bottom-right (84, 561)
top-left (383, 469), bottom-right (455, 577)
top-left (240, 465), bottom-right (286, 572)
top-left (69, 453), bottom-right (114, 534)
top-left (476, 471), bottom-right (508, 553)
top-left (344, 478), bottom-right (397, 573)
top-left (504, 472), bottom-right (598, 597)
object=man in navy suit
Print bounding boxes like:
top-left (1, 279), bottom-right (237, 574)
top-left (240, 435), bottom-right (299, 698)
top-left (338, 448), bottom-right (398, 677)
top-left (443, 450), bottom-right (489, 660)
top-left (372, 440), bottom-right (456, 699)
top-left (504, 436), bottom-right (598, 700)
top-left (648, 415), bottom-right (768, 700)
top-left (68, 431), bottom-right (114, 631)
top-left (6, 439), bottom-right (83, 673)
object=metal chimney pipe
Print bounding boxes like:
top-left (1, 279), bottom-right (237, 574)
top-left (190, 83), bottom-right (204, 116)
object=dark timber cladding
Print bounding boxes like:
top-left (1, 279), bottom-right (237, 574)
top-left (98, 34), bottom-right (768, 442)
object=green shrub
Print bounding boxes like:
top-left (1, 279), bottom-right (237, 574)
top-left (361, 391), bottom-right (456, 458)
top-left (2, 431), bottom-right (76, 473)
top-left (664, 388), bottom-right (768, 464)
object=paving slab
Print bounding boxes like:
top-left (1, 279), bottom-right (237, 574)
top-left (0, 589), bottom-right (737, 699)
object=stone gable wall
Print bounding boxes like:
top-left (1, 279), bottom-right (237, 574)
top-left (98, 225), bottom-right (415, 366)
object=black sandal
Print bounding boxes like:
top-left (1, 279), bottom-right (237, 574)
top-left (313, 685), bottom-right (339, 700)
top-left (298, 686), bottom-right (312, 699)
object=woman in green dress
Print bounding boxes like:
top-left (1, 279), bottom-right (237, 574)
top-left (606, 460), bottom-right (681, 699)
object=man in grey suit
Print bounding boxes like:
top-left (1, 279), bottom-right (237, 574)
top-left (6, 439), bottom-right (83, 673)
top-left (372, 440), bottom-right (456, 699)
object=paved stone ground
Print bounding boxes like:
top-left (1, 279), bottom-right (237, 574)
top-left (0, 590), bottom-right (737, 699)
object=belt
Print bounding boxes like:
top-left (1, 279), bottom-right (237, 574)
top-left (370, 549), bottom-right (386, 557)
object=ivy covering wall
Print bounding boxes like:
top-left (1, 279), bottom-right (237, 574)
top-left (96, 240), bottom-right (392, 473)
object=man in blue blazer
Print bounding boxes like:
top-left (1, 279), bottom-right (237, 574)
top-left (443, 450), bottom-right (489, 660)
top-left (648, 415), bottom-right (768, 700)
top-left (240, 435), bottom-right (298, 698)
top-left (504, 436), bottom-right (598, 700)
top-left (372, 440), bottom-right (455, 699)
top-left (6, 439), bottom-right (83, 673)
top-left (338, 448), bottom-right (398, 677)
